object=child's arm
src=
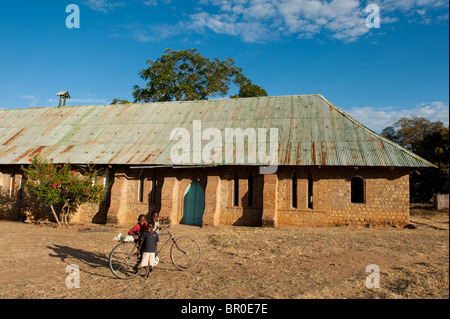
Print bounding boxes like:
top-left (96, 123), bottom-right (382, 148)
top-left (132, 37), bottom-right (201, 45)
top-left (128, 224), bottom-right (138, 236)
top-left (138, 234), bottom-right (145, 251)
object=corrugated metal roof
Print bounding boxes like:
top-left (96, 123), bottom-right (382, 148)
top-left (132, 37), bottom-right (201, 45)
top-left (0, 94), bottom-right (435, 167)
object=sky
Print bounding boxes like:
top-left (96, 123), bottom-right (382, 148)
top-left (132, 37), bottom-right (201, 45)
top-left (0, 0), bottom-right (448, 133)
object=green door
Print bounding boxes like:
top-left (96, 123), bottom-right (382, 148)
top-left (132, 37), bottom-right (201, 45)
top-left (183, 181), bottom-right (205, 225)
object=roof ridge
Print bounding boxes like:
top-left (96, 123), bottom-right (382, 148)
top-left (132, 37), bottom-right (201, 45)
top-left (0, 94), bottom-right (322, 111)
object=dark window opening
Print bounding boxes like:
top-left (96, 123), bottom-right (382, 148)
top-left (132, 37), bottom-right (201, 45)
top-left (150, 171), bottom-right (156, 203)
top-left (10, 170), bottom-right (15, 198)
top-left (351, 176), bottom-right (365, 203)
top-left (19, 174), bottom-right (25, 199)
top-left (248, 172), bottom-right (253, 207)
top-left (103, 170), bottom-right (111, 202)
top-left (233, 173), bottom-right (239, 207)
top-left (138, 173), bottom-right (144, 203)
top-left (292, 172), bottom-right (298, 208)
top-left (308, 173), bottom-right (313, 209)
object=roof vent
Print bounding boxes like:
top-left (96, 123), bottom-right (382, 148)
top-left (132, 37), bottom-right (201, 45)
top-left (57, 91), bottom-right (71, 107)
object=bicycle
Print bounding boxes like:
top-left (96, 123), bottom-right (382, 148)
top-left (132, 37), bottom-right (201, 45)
top-left (109, 225), bottom-right (201, 280)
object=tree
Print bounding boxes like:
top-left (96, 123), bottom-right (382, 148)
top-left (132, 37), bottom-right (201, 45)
top-left (381, 117), bottom-right (444, 153)
top-left (22, 153), bottom-right (106, 226)
top-left (230, 76), bottom-right (268, 99)
top-left (132, 48), bottom-right (267, 102)
top-left (111, 98), bottom-right (131, 105)
top-left (381, 117), bottom-right (449, 202)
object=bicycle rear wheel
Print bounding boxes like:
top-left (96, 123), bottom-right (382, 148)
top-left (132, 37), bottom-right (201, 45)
top-left (170, 236), bottom-right (201, 271)
top-left (109, 242), bottom-right (143, 279)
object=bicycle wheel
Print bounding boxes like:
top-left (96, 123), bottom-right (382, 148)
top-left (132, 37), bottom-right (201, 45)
top-left (170, 236), bottom-right (201, 271)
top-left (109, 242), bottom-right (143, 279)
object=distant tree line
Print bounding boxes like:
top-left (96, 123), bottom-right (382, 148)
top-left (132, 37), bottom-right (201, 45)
top-left (381, 117), bottom-right (449, 202)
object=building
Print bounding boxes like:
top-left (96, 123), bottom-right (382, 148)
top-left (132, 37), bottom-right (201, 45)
top-left (0, 95), bottom-right (435, 227)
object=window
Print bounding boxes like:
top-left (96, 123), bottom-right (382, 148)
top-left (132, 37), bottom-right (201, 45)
top-left (150, 171), bottom-right (156, 203)
top-left (10, 170), bottom-right (15, 197)
top-left (19, 174), bottom-right (25, 199)
top-left (103, 169), bottom-right (110, 202)
top-left (248, 172), bottom-right (253, 207)
top-left (292, 172), bottom-right (298, 208)
top-left (233, 173), bottom-right (239, 207)
top-left (351, 176), bottom-right (365, 203)
top-left (308, 173), bottom-right (313, 209)
top-left (138, 173), bottom-right (144, 203)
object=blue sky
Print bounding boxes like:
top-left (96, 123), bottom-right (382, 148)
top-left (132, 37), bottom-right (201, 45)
top-left (0, 0), bottom-right (448, 132)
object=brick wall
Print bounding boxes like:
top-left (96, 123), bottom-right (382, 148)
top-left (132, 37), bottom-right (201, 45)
top-left (276, 167), bottom-right (410, 226)
top-left (0, 164), bottom-right (411, 227)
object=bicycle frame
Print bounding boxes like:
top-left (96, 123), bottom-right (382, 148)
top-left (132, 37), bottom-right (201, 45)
top-left (129, 226), bottom-right (188, 260)
top-left (155, 227), bottom-right (176, 257)
top-left (155, 227), bottom-right (189, 256)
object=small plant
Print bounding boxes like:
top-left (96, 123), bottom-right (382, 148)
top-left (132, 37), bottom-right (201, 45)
top-left (22, 153), bottom-right (107, 226)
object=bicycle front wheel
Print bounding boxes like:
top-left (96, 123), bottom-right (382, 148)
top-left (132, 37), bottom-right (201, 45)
top-left (170, 236), bottom-right (201, 271)
top-left (109, 242), bottom-right (143, 279)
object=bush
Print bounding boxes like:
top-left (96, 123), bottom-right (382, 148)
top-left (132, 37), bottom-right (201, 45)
top-left (22, 153), bottom-right (106, 226)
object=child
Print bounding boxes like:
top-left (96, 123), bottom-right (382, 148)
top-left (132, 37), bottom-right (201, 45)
top-left (138, 220), bottom-right (159, 279)
top-left (128, 214), bottom-right (147, 240)
top-left (150, 211), bottom-right (161, 233)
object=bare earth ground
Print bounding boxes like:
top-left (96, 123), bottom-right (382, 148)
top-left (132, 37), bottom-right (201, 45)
top-left (0, 206), bottom-right (448, 299)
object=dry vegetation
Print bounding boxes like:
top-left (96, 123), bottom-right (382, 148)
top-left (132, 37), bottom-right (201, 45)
top-left (0, 205), bottom-right (448, 299)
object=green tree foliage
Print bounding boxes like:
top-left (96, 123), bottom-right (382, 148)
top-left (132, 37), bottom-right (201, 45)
top-left (381, 117), bottom-right (449, 202)
top-left (22, 153), bottom-right (106, 226)
top-left (230, 75), bottom-right (268, 98)
top-left (111, 98), bottom-right (131, 105)
top-left (132, 48), bottom-right (267, 102)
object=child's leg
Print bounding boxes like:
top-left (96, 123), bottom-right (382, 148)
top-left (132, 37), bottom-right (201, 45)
top-left (139, 252), bottom-right (149, 273)
top-left (138, 240), bottom-right (144, 258)
top-left (149, 253), bottom-right (155, 272)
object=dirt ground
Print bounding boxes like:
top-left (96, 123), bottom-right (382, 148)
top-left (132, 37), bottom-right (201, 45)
top-left (0, 206), bottom-right (448, 299)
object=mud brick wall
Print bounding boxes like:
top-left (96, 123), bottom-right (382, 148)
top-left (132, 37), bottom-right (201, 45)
top-left (0, 166), bottom-right (26, 221)
top-left (0, 164), bottom-right (411, 227)
top-left (276, 167), bottom-right (410, 226)
top-left (218, 167), bottom-right (263, 226)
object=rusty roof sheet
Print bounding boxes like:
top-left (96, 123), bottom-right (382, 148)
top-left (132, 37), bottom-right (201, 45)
top-left (0, 94), bottom-right (435, 167)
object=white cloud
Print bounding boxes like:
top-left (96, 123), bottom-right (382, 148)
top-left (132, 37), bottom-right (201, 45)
top-left (20, 95), bottom-right (38, 107)
top-left (131, 22), bottom-right (186, 42)
top-left (190, 12), bottom-right (275, 42)
top-left (86, 0), bottom-right (448, 42)
top-left (83, 0), bottom-right (125, 12)
top-left (141, 0), bottom-right (172, 6)
top-left (185, 0), bottom-right (449, 42)
top-left (68, 98), bottom-right (111, 105)
top-left (83, 0), bottom-right (172, 11)
top-left (345, 101), bottom-right (450, 132)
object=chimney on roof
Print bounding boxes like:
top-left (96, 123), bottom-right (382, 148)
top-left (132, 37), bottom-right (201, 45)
top-left (57, 91), bottom-right (71, 107)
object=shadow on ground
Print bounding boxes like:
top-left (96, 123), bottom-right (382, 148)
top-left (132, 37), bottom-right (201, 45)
top-left (47, 244), bottom-right (114, 279)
